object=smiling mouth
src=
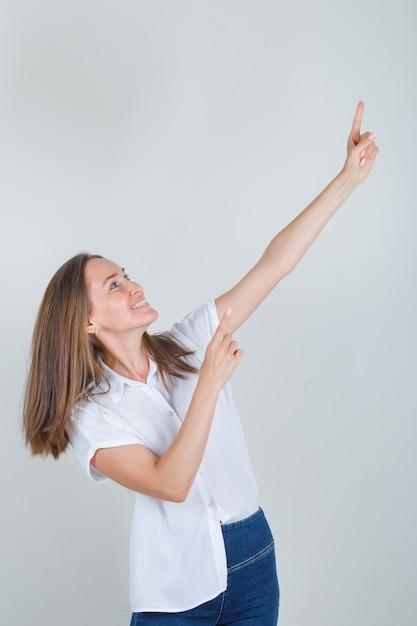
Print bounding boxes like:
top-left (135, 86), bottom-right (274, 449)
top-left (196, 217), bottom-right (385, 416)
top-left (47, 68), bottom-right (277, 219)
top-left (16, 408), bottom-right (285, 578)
top-left (131, 299), bottom-right (148, 309)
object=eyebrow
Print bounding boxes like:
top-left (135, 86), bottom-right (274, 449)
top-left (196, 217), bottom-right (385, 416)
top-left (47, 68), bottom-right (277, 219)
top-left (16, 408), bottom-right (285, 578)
top-left (102, 267), bottom-right (125, 288)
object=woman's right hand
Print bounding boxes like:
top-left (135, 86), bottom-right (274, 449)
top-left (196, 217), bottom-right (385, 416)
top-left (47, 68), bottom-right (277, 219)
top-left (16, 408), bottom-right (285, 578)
top-left (199, 309), bottom-right (244, 393)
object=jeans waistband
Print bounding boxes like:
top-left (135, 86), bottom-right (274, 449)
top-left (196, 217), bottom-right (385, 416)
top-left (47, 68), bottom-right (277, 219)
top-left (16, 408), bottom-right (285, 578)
top-left (220, 507), bottom-right (274, 570)
top-left (220, 507), bottom-right (263, 533)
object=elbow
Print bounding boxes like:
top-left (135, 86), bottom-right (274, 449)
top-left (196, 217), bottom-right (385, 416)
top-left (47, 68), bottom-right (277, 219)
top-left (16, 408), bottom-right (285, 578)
top-left (279, 257), bottom-right (298, 278)
top-left (169, 491), bottom-right (187, 504)
top-left (157, 481), bottom-right (190, 503)
top-left (165, 485), bottom-right (189, 503)
top-left (262, 253), bottom-right (295, 287)
top-left (152, 465), bottom-right (194, 502)
top-left (279, 267), bottom-right (293, 282)
top-left (131, 483), bottom-right (189, 503)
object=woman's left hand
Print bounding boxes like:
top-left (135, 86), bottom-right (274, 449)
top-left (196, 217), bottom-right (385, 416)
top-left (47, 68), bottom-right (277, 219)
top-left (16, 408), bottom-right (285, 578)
top-left (343, 100), bottom-right (379, 184)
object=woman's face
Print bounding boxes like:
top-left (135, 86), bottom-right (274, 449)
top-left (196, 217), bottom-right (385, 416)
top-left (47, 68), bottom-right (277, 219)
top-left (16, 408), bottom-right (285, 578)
top-left (84, 257), bottom-right (158, 337)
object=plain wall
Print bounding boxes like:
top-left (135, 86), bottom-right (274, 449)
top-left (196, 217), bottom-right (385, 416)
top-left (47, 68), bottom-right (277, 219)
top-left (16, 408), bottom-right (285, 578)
top-left (1, 1), bottom-right (416, 624)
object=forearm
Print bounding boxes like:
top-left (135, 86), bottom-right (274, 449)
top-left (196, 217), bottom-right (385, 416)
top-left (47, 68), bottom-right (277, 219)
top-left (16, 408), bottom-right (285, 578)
top-left (154, 379), bottom-right (220, 501)
top-left (154, 314), bottom-right (242, 501)
top-left (216, 169), bottom-right (365, 332)
top-left (261, 168), bottom-right (360, 277)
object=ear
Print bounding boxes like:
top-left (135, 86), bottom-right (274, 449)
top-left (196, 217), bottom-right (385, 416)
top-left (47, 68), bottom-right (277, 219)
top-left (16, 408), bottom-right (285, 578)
top-left (86, 320), bottom-right (96, 335)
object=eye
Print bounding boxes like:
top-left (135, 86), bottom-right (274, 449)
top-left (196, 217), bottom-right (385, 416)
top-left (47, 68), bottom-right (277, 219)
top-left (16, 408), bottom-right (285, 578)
top-left (109, 281), bottom-right (119, 290)
top-left (124, 273), bottom-right (131, 281)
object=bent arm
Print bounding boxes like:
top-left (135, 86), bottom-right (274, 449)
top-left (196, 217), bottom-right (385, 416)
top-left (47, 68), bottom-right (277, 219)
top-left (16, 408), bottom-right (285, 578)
top-left (91, 310), bottom-right (244, 501)
top-left (216, 102), bottom-right (379, 333)
top-left (92, 380), bottom-right (219, 502)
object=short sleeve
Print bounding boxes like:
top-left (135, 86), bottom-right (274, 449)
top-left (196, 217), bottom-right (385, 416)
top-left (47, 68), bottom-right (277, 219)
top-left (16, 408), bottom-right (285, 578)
top-left (169, 301), bottom-right (219, 355)
top-left (67, 401), bottom-right (144, 483)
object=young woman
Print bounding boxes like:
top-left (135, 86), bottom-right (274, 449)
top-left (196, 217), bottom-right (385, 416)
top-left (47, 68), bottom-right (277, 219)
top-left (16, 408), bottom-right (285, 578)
top-left (23, 102), bottom-right (378, 625)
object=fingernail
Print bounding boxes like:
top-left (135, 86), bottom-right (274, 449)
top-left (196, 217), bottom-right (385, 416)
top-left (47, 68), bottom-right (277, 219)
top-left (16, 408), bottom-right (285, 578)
top-left (360, 157), bottom-right (367, 166)
top-left (360, 149), bottom-right (366, 158)
top-left (368, 132), bottom-right (376, 141)
top-left (226, 308), bottom-right (232, 316)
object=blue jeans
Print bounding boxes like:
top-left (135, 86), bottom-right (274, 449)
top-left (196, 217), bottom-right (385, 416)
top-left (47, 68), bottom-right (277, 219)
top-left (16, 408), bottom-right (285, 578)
top-left (130, 508), bottom-right (279, 625)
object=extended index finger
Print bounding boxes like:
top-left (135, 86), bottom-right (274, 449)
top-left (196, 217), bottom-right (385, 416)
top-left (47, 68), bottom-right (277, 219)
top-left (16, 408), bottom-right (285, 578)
top-left (350, 100), bottom-right (364, 145)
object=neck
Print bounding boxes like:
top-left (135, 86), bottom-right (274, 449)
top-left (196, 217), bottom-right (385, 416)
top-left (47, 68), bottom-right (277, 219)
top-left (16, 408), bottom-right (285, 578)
top-left (106, 355), bottom-right (150, 382)
top-left (101, 335), bottom-right (150, 382)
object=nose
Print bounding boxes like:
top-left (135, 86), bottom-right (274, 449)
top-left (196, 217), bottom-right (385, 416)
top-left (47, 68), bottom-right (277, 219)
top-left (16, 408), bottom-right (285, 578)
top-left (129, 283), bottom-right (142, 297)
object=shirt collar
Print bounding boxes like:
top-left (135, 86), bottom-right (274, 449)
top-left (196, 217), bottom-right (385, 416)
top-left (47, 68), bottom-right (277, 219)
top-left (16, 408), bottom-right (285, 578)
top-left (99, 359), bottom-right (158, 404)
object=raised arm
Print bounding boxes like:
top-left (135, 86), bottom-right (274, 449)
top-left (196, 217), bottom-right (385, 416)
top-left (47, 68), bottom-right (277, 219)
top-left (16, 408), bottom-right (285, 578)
top-left (215, 101), bottom-right (379, 333)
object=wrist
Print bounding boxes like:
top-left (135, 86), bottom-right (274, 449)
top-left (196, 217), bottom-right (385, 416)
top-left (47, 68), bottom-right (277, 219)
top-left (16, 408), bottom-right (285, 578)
top-left (335, 167), bottom-right (361, 194)
top-left (195, 374), bottom-right (222, 400)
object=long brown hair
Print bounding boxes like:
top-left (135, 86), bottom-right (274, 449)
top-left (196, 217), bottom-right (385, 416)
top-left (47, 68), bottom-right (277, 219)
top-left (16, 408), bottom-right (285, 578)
top-left (23, 253), bottom-right (197, 459)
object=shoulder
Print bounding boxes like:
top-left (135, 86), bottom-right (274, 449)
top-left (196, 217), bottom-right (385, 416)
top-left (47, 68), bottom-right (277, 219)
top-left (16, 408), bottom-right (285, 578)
top-left (169, 301), bottom-right (218, 349)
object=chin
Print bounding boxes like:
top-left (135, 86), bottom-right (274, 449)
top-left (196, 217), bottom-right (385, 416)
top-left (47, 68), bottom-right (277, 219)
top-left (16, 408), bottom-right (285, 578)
top-left (147, 307), bottom-right (159, 323)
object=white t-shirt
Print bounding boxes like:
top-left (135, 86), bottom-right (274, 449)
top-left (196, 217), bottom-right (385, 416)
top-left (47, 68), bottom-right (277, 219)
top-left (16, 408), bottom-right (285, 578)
top-left (67, 300), bottom-right (259, 612)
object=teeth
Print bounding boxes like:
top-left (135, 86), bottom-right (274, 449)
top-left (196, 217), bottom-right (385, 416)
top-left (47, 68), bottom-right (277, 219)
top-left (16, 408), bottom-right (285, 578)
top-left (132, 299), bottom-right (146, 309)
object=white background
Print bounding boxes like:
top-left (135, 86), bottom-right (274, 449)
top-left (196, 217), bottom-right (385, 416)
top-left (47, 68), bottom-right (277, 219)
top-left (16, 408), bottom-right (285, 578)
top-left (1, 1), bottom-right (416, 624)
